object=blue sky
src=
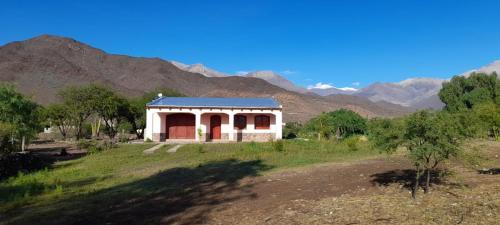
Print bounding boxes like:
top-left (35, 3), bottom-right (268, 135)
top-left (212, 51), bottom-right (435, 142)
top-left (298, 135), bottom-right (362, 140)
top-left (1, 0), bottom-right (500, 89)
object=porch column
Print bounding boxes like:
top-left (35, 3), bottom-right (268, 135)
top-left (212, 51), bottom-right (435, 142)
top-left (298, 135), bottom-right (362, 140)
top-left (195, 111), bottom-right (202, 141)
top-left (228, 111), bottom-right (235, 141)
top-left (274, 111), bottom-right (283, 140)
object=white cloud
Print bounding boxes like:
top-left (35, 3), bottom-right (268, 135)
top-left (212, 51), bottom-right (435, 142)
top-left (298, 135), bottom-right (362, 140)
top-left (337, 87), bottom-right (359, 91)
top-left (352, 82), bottom-right (360, 86)
top-left (307, 82), bottom-right (334, 89)
top-left (235, 71), bottom-right (249, 76)
top-left (307, 82), bottom-right (359, 91)
top-left (281, 70), bottom-right (297, 75)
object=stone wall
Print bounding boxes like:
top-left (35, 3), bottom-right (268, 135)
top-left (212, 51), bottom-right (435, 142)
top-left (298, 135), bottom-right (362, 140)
top-left (237, 133), bottom-right (275, 142)
top-left (152, 133), bottom-right (166, 142)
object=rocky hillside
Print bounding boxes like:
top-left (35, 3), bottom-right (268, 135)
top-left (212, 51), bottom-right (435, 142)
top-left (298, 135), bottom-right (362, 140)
top-left (0, 35), bottom-right (412, 122)
top-left (244, 71), bottom-right (309, 94)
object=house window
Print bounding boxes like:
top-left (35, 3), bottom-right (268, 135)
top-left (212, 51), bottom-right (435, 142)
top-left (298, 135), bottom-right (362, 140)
top-left (255, 115), bottom-right (270, 129)
top-left (234, 115), bottom-right (247, 130)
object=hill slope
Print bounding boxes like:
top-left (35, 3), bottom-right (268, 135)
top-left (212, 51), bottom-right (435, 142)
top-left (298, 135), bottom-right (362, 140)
top-left (0, 35), bottom-right (412, 122)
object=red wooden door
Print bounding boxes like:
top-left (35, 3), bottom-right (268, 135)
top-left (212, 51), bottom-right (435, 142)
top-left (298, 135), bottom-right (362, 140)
top-left (166, 114), bottom-right (195, 139)
top-left (210, 115), bottom-right (221, 140)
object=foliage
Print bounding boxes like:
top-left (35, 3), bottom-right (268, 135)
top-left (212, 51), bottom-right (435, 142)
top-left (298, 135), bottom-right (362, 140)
top-left (59, 84), bottom-right (99, 140)
top-left (283, 122), bottom-right (302, 139)
top-left (89, 86), bottom-right (129, 139)
top-left (367, 118), bottom-right (405, 153)
top-left (304, 109), bottom-right (367, 140)
top-left (439, 72), bottom-right (499, 112)
top-left (472, 102), bottom-right (500, 139)
top-left (343, 135), bottom-right (359, 151)
top-left (0, 84), bottom-right (42, 151)
top-left (0, 122), bottom-right (15, 156)
top-left (370, 111), bottom-right (462, 198)
top-left (43, 104), bottom-right (72, 140)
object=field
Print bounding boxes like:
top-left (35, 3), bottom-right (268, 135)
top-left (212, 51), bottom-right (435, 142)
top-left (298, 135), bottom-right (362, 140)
top-left (0, 139), bottom-right (498, 225)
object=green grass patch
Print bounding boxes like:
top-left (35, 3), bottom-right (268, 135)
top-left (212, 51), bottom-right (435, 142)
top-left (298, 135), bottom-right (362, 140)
top-left (0, 139), bottom-right (381, 225)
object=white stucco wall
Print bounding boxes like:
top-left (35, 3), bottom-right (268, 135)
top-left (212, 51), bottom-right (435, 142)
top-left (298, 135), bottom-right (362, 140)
top-left (144, 107), bottom-right (283, 142)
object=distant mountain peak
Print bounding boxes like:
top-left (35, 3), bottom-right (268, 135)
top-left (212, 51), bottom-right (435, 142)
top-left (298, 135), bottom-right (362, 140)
top-left (245, 71), bottom-right (309, 94)
top-left (462, 60), bottom-right (500, 76)
top-left (170, 61), bottom-right (229, 77)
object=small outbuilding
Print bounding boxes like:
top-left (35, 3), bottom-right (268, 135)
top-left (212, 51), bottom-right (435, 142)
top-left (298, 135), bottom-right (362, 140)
top-left (144, 96), bottom-right (283, 142)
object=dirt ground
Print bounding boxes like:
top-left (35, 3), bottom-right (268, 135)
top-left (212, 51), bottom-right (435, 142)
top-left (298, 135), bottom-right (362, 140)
top-left (16, 141), bottom-right (499, 225)
top-left (163, 143), bottom-right (499, 225)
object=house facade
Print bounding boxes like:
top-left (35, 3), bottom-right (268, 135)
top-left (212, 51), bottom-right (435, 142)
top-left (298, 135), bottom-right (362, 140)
top-left (144, 96), bottom-right (283, 142)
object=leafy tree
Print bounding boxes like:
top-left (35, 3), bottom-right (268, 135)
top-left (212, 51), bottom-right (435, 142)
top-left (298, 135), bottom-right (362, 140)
top-left (59, 85), bottom-right (97, 140)
top-left (439, 72), bottom-right (499, 112)
top-left (367, 118), bottom-right (405, 151)
top-left (43, 104), bottom-right (72, 140)
top-left (90, 87), bottom-right (129, 139)
top-left (0, 84), bottom-right (42, 151)
top-left (473, 102), bottom-right (500, 139)
top-left (304, 112), bottom-right (332, 140)
top-left (370, 111), bottom-right (462, 198)
top-left (127, 88), bottom-right (184, 139)
top-left (305, 109), bottom-right (367, 140)
top-left (326, 109), bottom-right (367, 138)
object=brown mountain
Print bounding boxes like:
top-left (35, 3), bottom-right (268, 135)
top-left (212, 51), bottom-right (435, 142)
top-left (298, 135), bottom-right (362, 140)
top-left (0, 35), bottom-right (412, 122)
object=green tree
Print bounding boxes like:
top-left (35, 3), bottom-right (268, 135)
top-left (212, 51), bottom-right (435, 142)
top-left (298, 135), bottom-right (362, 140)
top-left (43, 104), bottom-right (72, 140)
top-left (439, 72), bottom-right (499, 112)
top-left (0, 84), bottom-right (42, 151)
top-left (367, 117), bottom-right (405, 151)
top-left (59, 85), bottom-right (97, 140)
top-left (326, 109), bottom-right (367, 138)
top-left (304, 112), bottom-right (332, 140)
top-left (370, 111), bottom-right (462, 198)
top-left (473, 102), bottom-right (500, 139)
top-left (93, 90), bottom-right (129, 140)
top-left (305, 109), bottom-right (367, 140)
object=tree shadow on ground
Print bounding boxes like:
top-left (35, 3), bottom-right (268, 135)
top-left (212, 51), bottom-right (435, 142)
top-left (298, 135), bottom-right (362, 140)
top-left (478, 168), bottom-right (500, 175)
top-left (370, 169), bottom-right (444, 191)
top-left (6, 159), bottom-right (272, 225)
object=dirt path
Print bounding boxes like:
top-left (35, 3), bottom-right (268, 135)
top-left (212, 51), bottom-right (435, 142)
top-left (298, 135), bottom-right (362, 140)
top-left (168, 157), bottom-right (412, 224)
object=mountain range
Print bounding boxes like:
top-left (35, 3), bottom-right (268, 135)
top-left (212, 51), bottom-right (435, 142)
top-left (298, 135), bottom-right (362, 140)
top-left (0, 35), bottom-right (413, 122)
top-left (172, 58), bottom-right (500, 110)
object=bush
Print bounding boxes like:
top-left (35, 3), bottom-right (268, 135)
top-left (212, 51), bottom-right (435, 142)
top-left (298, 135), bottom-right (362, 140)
top-left (145, 138), bottom-right (152, 143)
top-left (283, 122), bottom-right (302, 139)
top-left (343, 136), bottom-right (359, 151)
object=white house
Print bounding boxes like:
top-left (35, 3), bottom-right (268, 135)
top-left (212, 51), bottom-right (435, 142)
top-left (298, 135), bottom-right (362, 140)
top-left (144, 96), bottom-right (283, 142)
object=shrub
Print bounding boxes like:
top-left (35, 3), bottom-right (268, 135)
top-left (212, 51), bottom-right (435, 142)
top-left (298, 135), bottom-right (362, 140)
top-left (343, 136), bottom-right (359, 151)
top-left (145, 138), bottom-right (152, 143)
top-left (283, 122), bottom-right (302, 139)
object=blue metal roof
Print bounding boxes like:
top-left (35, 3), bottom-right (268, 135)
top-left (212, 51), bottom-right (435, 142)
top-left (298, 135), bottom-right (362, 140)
top-left (147, 97), bottom-right (281, 108)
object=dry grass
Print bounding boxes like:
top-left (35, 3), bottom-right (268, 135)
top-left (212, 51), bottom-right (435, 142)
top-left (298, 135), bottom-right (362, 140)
top-left (253, 140), bottom-right (500, 225)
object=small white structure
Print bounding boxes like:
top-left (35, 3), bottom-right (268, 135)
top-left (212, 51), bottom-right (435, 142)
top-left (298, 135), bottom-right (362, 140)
top-left (144, 96), bottom-right (283, 142)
